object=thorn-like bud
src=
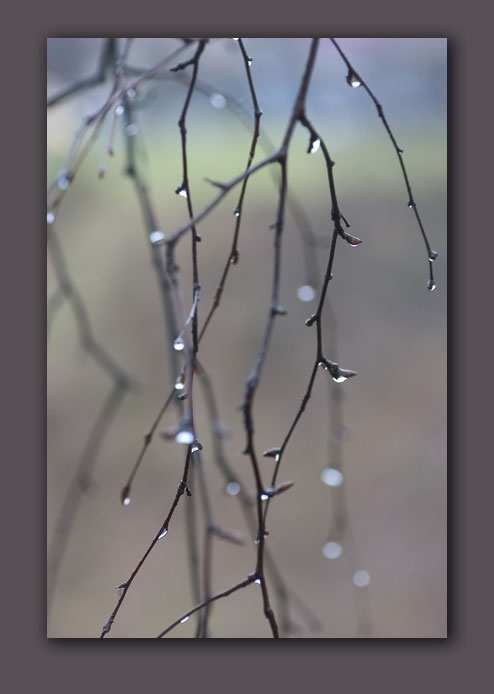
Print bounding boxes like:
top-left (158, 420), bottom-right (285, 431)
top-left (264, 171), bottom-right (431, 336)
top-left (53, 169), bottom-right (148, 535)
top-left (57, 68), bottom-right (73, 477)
top-left (262, 447), bottom-right (281, 459)
top-left (341, 231), bottom-right (362, 247)
top-left (204, 177), bottom-right (227, 190)
top-left (271, 480), bottom-right (295, 496)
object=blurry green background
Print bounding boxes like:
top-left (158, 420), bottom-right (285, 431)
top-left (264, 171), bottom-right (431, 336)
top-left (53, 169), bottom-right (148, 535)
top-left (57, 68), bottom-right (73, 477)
top-left (47, 38), bottom-right (446, 638)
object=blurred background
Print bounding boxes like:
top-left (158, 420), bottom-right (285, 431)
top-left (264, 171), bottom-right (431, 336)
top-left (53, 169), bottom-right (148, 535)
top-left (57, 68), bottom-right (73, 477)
top-left (47, 38), bottom-right (446, 638)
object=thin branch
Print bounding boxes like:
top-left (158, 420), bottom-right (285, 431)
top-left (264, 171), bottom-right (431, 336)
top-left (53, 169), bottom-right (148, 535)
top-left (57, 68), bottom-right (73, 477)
top-left (100, 447), bottom-right (193, 637)
top-left (156, 574), bottom-right (257, 638)
top-left (47, 38), bottom-right (117, 108)
top-left (328, 38), bottom-right (437, 290)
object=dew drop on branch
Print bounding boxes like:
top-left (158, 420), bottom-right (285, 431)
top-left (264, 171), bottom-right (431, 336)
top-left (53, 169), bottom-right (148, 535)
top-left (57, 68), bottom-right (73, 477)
top-left (149, 230), bottom-right (165, 245)
top-left (297, 285), bottom-right (316, 302)
top-left (233, 208), bottom-right (240, 218)
top-left (309, 138), bottom-right (321, 154)
top-left (175, 429), bottom-right (194, 444)
top-left (322, 541), bottom-right (342, 559)
top-left (158, 528), bottom-right (168, 540)
top-left (232, 37), bottom-right (239, 41)
top-left (123, 496), bottom-right (131, 506)
top-left (57, 175), bottom-right (70, 191)
top-left (353, 570), bottom-right (371, 587)
top-left (173, 337), bottom-right (185, 352)
top-left (346, 70), bottom-right (362, 88)
top-left (255, 578), bottom-right (262, 585)
top-left (333, 375), bottom-right (348, 384)
top-left (47, 212), bottom-right (55, 224)
top-left (320, 468), bottom-right (344, 487)
top-left (427, 280), bottom-right (437, 292)
top-left (429, 250), bottom-right (438, 262)
top-left (180, 615), bottom-right (190, 624)
top-left (114, 104), bottom-right (125, 117)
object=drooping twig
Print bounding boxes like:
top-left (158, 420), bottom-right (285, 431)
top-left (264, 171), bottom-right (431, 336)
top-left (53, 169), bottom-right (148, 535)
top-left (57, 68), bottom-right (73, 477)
top-left (328, 38), bottom-right (438, 290)
top-left (264, 113), bottom-right (359, 524)
top-left (156, 574), bottom-right (257, 638)
top-left (100, 446), bottom-right (193, 637)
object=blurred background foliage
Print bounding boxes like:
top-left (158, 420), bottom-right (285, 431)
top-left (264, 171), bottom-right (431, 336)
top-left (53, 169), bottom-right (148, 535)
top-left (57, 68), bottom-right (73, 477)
top-left (47, 38), bottom-right (446, 638)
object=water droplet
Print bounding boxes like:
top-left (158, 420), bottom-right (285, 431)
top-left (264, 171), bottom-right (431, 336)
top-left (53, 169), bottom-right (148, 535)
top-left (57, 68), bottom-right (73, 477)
top-left (260, 493), bottom-right (269, 501)
top-left (233, 208), bottom-right (240, 217)
top-left (429, 250), bottom-right (438, 262)
top-left (210, 93), bottom-right (226, 109)
top-left (318, 361), bottom-right (328, 371)
top-left (117, 583), bottom-right (127, 599)
top-left (191, 442), bottom-right (203, 453)
top-left (254, 531), bottom-right (269, 545)
top-left (247, 57), bottom-right (253, 67)
top-left (230, 250), bottom-right (239, 264)
top-left (322, 541), bottom-right (342, 559)
top-left (346, 70), bottom-right (361, 88)
top-left (173, 337), bottom-right (185, 352)
top-left (175, 429), bottom-right (194, 445)
top-left (149, 230), bottom-right (165, 245)
top-left (333, 375), bottom-right (347, 383)
top-left (232, 37), bottom-right (239, 41)
top-left (343, 233), bottom-right (362, 247)
top-left (310, 138), bottom-right (321, 154)
top-left (126, 88), bottom-right (137, 99)
top-left (123, 496), bottom-right (131, 506)
top-left (321, 468), bottom-right (343, 487)
top-left (353, 570), bottom-right (370, 587)
top-left (255, 578), bottom-right (261, 585)
top-left (297, 285), bottom-right (316, 302)
top-left (158, 528), bottom-right (168, 540)
top-left (398, 147), bottom-right (404, 154)
top-left (226, 481), bottom-right (240, 496)
top-left (174, 378), bottom-right (185, 391)
top-left (274, 453), bottom-right (280, 463)
top-left (114, 104), bottom-right (125, 117)
top-left (57, 174), bottom-right (70, 190)
top-left (125, 123), bottom-right (139, 137)
top-left (408, 200), bottom-right (415, 209)
top-left (427, 280), bottom-right (437, 292)
top-left (47, 211), bottom-right (55, 224)
top-left (180, 615), bottom-right (190, 624)
top-left (175, 186), bottom-right (188, 199)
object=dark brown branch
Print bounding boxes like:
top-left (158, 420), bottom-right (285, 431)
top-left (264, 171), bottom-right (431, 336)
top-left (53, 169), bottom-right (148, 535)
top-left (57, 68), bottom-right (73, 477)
top-left (100, 447), bottom-right (193, 637)
top-left (328, 38), bottom-right (437, 290)
top-left (156, 574), bottom-right (256, 638)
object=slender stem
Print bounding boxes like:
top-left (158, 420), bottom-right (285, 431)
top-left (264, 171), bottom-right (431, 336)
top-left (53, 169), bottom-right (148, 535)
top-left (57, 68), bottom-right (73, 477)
top-left (156, 574), bottom-right (256, 638)
top-left (329, 38), bottom-right (436, 287)
top-left (100, 447), bottom-right (193, 637)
